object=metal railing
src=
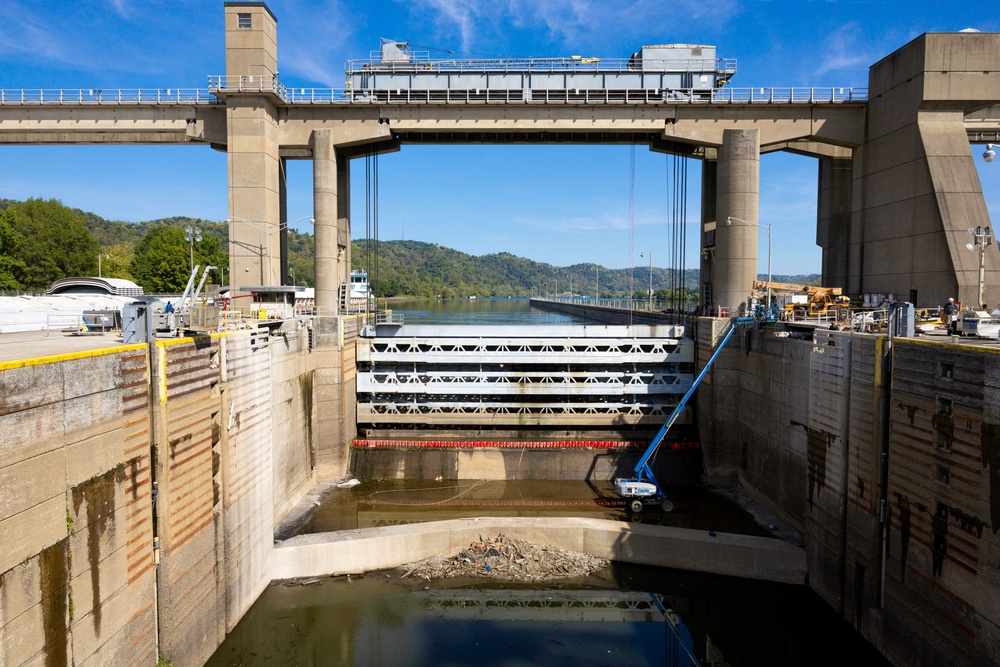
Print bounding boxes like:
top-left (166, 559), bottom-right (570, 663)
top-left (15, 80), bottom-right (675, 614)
top-left (346, 55), bottom-right (736, 75)
top-left (712, 86), bottom-right (866, 103)
top-left (2, 83), bottom-right (868, 107)
top-left (0, 88), bottom-right (221, 105)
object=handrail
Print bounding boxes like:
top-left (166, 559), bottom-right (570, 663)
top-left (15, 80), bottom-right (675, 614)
top-left (1, 84), bottom-right (869, 106)
top-left (0, 88), bottom-right (222, 105)
top-left (345, 56), bottom-right (734, 75)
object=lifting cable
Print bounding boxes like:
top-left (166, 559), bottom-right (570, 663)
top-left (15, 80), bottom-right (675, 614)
top-left (628, 145), bottom-right (636, 327)
top-left (667, 153), bottom-right (688, 321)
top-left (365, 147), bottom-right (380, 311)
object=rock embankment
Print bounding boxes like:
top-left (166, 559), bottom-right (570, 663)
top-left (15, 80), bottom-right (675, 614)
top-left (400, 533), bottom-right (607, 582)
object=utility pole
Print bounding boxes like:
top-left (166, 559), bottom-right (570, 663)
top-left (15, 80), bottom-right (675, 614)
top-left (641, 251), bottom-right (652, 311)
top-left (968, 225), bottom-right (993, 308)
top-left (184, 225), bottom-right (202, 273)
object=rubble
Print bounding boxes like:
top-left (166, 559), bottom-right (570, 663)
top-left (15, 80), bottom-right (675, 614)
top-left (400, 533), bottom-right (608, 582)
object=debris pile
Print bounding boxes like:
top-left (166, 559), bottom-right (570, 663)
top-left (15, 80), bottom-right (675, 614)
top-left (401, 533), bottom-right (608, 582)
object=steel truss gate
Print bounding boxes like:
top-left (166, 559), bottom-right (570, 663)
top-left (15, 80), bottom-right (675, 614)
top-left (356, 324), bottom-right (694, 430)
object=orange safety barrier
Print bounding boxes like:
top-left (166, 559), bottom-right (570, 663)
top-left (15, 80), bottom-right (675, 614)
top-left (352, 439), bottom-right (701, 450)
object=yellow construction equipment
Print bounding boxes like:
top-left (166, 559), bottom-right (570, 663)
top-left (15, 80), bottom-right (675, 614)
top-left (753, 281), bottom-right (851, 318)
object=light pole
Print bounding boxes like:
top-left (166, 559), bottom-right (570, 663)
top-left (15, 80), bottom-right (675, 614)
top-left (640, 251), bottom-right (652, 311)
top-left (98, 253), bottom-right (109, 278)
top-left (289, 269), bottom-right (296, 287)
top-left (595, 266), bottom-right (599, 301)
top-left (184, 225), bottom-right (202, 273)
top-left (726, 216), bottom-right (772, 314)
top-left (966, 225), bottom-right (993, 308)
top-left (227, 215), bottom-right (314, 285)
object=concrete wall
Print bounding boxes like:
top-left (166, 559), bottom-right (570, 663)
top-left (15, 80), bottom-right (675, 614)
top-left (270, 322), bottom-right (319, 523)
top-left (842, 33), bottom-right (1000, 306)
top-left (0, 319), bottom-right (330, 667)
top-left (711, 329), bottom-right (1000, 666)
top-left (0, 344), bottom-right (156, 667)
top-left (153, 327), bottom-right (321, 666)
top-left (313, 315), bottom-right (361, 477)
top-left (870, 339), bottom-right (1000, 665)
top-left (273, 517), bottom-right (806, 585)
top-left (350, 446), bottom-right (702, 483)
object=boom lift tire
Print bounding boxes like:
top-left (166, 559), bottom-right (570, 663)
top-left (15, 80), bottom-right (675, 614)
top-left (630, 500), bottom-right (644, 513)
top-left (661, 499), bottom-right (674, 513)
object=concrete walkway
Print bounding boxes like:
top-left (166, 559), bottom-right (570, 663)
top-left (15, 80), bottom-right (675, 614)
top-left (272, 516), bottom-right (806, 585)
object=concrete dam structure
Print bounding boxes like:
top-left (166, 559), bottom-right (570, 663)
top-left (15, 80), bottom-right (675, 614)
top-left (2, 2), bottom-right (1000, 665)
top-left (3, 309), bottom-right (1000, 665)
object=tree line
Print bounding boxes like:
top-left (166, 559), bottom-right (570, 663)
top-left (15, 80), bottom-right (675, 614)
top-left (0, 198), bottom-right (818, 297)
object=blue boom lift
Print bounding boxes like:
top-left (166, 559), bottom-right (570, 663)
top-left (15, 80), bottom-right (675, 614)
top-left (615, 317), bottom-right (757, 513)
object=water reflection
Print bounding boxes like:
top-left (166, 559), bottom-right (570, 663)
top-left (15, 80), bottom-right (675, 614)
top-left (206, 564), bottom-right (890, 667)
top-left (295, 480), bottom-right (770, 537)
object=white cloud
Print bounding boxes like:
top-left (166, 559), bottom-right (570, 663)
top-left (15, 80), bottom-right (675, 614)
top-left (400, 0), bottom-right (740, 52)
top-left (421, 0), bottom-right (482, 52)
top-left (278, 1), bottom-right (359, 86)
top-left (107, 0), bottom-right (134, 19)
top-left (511, 210), bottom-right (699, 233)
top-left (815, 22), bottom-right (874, 77)
top-left (0, 3), bottom-right (69, 62)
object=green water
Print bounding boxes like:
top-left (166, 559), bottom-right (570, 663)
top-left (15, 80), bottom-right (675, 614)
top-left (295, 480), bottom-right (770, 535)
top-left (206, 564), bottom-right (890, 667)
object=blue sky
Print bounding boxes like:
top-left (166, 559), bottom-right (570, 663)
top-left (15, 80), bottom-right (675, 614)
top-left (1, 0), bottom-right (998, 275)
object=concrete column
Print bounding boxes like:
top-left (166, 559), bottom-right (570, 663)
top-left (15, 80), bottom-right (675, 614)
top-left (700, 153), bottom-right (718, 310)
top-left (279, 157), bottom-right (289, 285)
top-left (817, 157), bottom-right (853, 294)
top-left (714, 129), bottom-right (760, 312)
top-left (312, 130), bottom-right (338, 314)
top-left (336, 152), bottom-right (351, 287)
top-left (226, 97), bottom-right (282, 290)
top-left (224, 3), bottom-right (280, 292)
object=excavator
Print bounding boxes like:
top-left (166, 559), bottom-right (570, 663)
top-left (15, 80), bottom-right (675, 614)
top-left (753, 281), bottom-right (851, 319)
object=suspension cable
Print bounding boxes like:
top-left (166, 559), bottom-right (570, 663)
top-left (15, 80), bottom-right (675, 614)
top-left (628, 145), bottom-right (636, 326)
top-left (666, 153), bottom-right (689, 322)
top-left (364, 146), bottom-right (381, 313)
top-left (365, 148), bottom-right (371, 308)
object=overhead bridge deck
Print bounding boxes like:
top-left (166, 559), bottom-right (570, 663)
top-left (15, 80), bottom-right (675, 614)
top-left (356, 324), bottom-right (694, 432)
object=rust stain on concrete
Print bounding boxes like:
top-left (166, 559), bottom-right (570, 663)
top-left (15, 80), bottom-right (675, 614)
top-left (983, 423), bottom-right (1000, 535)
top-left (71, 464), bottom-right (126, 637)
top-left (39, 539), bottom-right (69, 667)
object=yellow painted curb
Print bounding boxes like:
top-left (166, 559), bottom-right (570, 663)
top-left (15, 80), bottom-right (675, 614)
top-left (0, 343), bottom-right (147, 371)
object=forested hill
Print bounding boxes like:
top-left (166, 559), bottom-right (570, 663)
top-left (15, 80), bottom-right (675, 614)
top-left (352, 239), bottom-right (819, 299)
top-left (355, 240), bottom-right (701, 299)
top-left (0, 198), bottom-right (819, 295)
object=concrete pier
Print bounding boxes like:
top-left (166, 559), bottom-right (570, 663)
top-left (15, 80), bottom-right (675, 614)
top-left (713, 128), bottom-right (760, 312)
top-left (273, 517), bottom-right (806, 585)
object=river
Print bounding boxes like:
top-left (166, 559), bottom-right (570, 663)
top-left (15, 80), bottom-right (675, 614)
top-left (382, 297), bottom-right (588, 325)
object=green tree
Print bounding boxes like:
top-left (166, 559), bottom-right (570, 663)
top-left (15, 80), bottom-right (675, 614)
top-left (5, 198), bottom-right (99, 290)
top-left (130, 226), bottom-right (193, 292)
top-left (192, 233), bottom-right (228, 280)
top-left (0, 208), bottom-right (26, 291)
top-left (98, 242), bottom-right (136, 281)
